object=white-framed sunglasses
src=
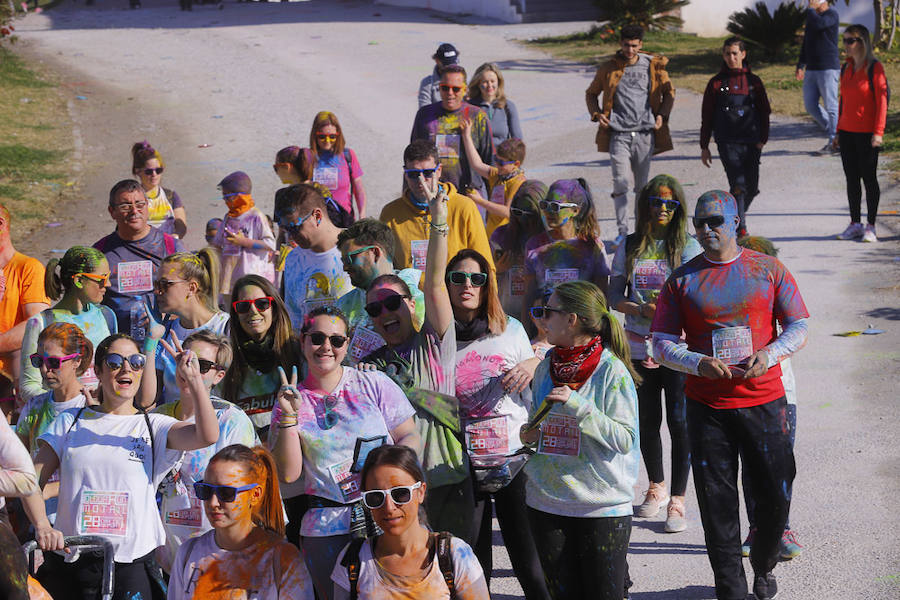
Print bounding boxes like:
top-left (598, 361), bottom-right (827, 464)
top-left (362, 481), bottom-right (423, 509)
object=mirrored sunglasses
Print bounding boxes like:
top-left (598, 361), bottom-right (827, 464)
top-left (648, 197), bottom-right (681, 211)
top-left (103, 353), bottom-right (146, 372)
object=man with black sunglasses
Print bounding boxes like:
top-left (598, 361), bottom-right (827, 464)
top-left (651, 190), bottom-right (809, 600)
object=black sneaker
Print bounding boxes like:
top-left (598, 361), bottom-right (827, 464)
top-left (753, 573), bottom-right (778, 599)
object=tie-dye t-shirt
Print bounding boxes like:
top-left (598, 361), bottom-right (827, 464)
top-left (524, 350), bottom-right (639, 519)
top-left (270, 368), bottom-right (415, 537)
top-left (154, 397), bottom-right (259, 571)
top-left (213, 207), bottom-right (276, 291)
top-left (156, 312), bottom-right (230, 405)
top-left (19, 303), bottom-right (117, 401)
top-left (283, 246), bottom-right (352, 331)
top-left (651, 249), bottom-right (809, 409)
top-left (609, 236), bottom-right (702, 359)
top-left (362, 322), bottom-right (467, 488)
top-left (168, 529), bottom-right (314, 600)
top-left (331, 536), bottom-right (488, 600)
top-left (312, 150), bottom-right (364, 215)
top-left (525, 237), bottom-right (610, 293)
top-left (455, 317), bottom-right (534, 461)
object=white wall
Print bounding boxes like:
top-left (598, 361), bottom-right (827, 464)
top-left (682, 1), bottom-right (875, 37)
top-left (374, 0), bottom-right (521, 23)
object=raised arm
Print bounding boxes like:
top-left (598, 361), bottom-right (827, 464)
top-left (163, 334), bottom-right (219, 451)
top-left (459, 117), bottom-right (493, 179)
top-left (269, 366), bottom-right (304, 483)
top-left (423, 177), bottom-right (453, 338)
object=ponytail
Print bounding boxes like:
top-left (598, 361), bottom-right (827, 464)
top-left (44, 246), bottom-right (108, 301)
top-left (45, 258), bottom-right (64, 300)
top-left (208, 444), bottom-right (285, 536)
top-left (162, 250), bottom-right (220, 312)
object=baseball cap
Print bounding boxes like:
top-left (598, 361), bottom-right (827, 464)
top-left (218, 171), bottom-right (252, 195)
top-left (433, 43), bottom-right (459, 66)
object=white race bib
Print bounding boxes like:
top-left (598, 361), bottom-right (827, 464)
top-left (314, 166), bottom-right (340, 190)
top-left (328, 458), bottom-right (361, 503)
top-left (712, 326), bottom-right (754, 365)
top-left (464, 415), bottom-right (509, 459)
top-left (79, 490), bottom-right (129, 536)
top-left (410, 239), bottom-right (428, 271)
top-left (165, 488), bottom-right (203, 528)
top-left (434, 134), bottom-right (460, 159)
top-left (633, 259), bottom-right (668, 292)
top-left (538, 414), bottom-right (580, 457)
top-left (117, 261), bottom-right (154, 294)
top-left (544, 268), bottom-right (580, 287)
top-left (348, 326), bottom-right (386, 365)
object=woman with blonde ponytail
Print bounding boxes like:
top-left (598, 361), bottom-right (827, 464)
top-left (168, 444), bottom-right (314, 600)
top-left (137, 249), bottom-right (229, 407)
top-left (520, 280), bottom-right (639, 600)
top-left (19, 246), bottom-right (116, 401)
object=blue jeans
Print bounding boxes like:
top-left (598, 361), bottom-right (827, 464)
top-left (802, 69), bottom-right (839, 142)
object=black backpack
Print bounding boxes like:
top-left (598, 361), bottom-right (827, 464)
top-left (342, 531), bottom-right (456, 599)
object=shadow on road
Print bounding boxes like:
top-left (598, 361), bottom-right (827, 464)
top-left (630, 585), bottom-right (717, 599)
top-left (865, 306), bottom-right (900, 320)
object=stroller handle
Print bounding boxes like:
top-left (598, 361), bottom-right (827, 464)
top-left (23, 535), bottom-right (116, 600)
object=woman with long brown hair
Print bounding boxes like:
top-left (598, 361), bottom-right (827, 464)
top-left (308, 111), bottom-right (367, 224)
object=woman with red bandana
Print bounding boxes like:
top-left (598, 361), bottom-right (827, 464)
top-left (520, 280), bottom-right (639, 600)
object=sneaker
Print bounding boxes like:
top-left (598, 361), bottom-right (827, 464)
top-left (753, 572), bottom-right (778, 599)
top-left (814, 142), bottom-right (832, 155)
top-left (836, 222), bottom-right (864, 240)
top-left (635, 482), bottom-right (669, 518)
top-left (861, 224), bottom-right (878, 243)
top-left (664, 498), bottom-right (687, 532)
top-left (779, 529), bottom-right (803, 560)
top-left (741, 528), bottom-right (755, 557)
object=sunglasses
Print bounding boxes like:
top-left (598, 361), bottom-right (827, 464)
top-left (114, 201), bottom-right (148, 212)
top-left (153, 278), bottom-right (187, 292)
top-left (75, 272), bottom-right (110, 287)
top-left (692, 215), bottom-right (727, 230)
top-left (494, 157), bottom-right (516, 166)
top-left (510, 207), bottom-right (535, 218)
top-left (30, 353), bottom-right (80, 370)
top-left (403, 168), bottom-right (437, 179)
top-left (439, 84), bottom-right (465, 93)
top-left (142, 167), bottom-right (164, 176)
top-left (233, 296), bottom-right (274, 314)
top-left (316, 134), bottom-right (339, 142)
top-left (539, 200), bottom-right (579, 213)
top-left (341, 245), bottom-right (376, 266)
top-left (320, 394), bottom-right (340, 429)
top-left (196, 359), bottom-right (222, 374)
top-left (193, 482), bottom-right (258, 503)
top-left (843, 37), bottom-right (862, 45)
top-left (306, 331), bottom-right (348, 348)
top-left (648, 197), bottom-right (681, 211)
top-left (362, 481), bottom-right (423, 509)
top-left (529, 305), bottom-right (568, 319)
top-left (364, 294), bottom-right (411, 318)
top-left (279, 212), bottom-right (314, 232)
top-left (103, 353), bottom-right (146, 372)
top-left (447, 271), bottom-right (488, 287)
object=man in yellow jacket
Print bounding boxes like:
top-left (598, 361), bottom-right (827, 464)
top-left (586, 24), bottom-right (675, 248)
top-left (380, 140), bottom-right (494, 273)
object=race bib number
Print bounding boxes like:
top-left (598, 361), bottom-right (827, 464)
top-left (328, 458), bottom-right (361, 503)
top-left (544, 268), bottom-right (580, 287)
top-left (633, 259), bottom-right (668, 292)
top-left (79, 490), bottom-right (128, 536)
top-left (348, 326), bottom-right (386, 365)
top-left (410, 239), bottom-right (428, 271)
top-left (538, 414), bottom-right (580, 457)
top-left (509, 266), bottom-right (526, 296)
top-left (314, 166), bottom-right (340, 190)
top-left (117, 261), bottom-right (154, 294)
top-left (435, 134), bottom-right (460, 159)
top-left (165, 490), bottom-right (203, 528)
top-left (465, 416), bottom-right (509, 458)
top-left (712, 326), bottom-right (754, 365)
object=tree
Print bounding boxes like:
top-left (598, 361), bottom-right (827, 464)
top-left (597, 0), bottom-right (691, 31)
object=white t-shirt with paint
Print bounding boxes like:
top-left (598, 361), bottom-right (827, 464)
top-left (283, 245), bottom-right (352, 330)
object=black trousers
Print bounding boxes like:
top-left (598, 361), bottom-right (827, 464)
top-left (634, 361), bottom-right (691, 496)
top-left (687, 397), bottom-right (795, 600)
top-left (37, 548), bottom-right (157, 600)
top-left (528, 508), bottom-right (631, 600)
top-left (424, 477), bottom-right (477, 545)
top-left (472, 470), bottom-right (550, 599)
top-left (283, 494), bottom-right (309, 549)
top-left (743, 403), bottom-right (797, 530)
top-left (838, 130), bottom-right (881, 225)
top-left (717, 142), bottom-right (761, 232)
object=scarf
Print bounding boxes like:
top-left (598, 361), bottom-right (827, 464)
top-left (549, 334), bottom-right (604, 391)
top-left (240, 331), bottom-right (277, 373)
top-left (225, 193), bottom-right (255, 218)
top-left (455, 316), bottom-right (489, 342)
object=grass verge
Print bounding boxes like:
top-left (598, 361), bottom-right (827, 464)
top-left (0, 45), bottom-right (74, 244)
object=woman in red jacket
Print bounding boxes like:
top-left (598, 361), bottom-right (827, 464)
top-left (834, 24), bottom-right (889, 243)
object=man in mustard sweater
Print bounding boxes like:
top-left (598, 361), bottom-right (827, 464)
top-left (380, 140), bottom-right (494, 273)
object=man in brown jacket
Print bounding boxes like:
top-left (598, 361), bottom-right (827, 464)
top-left (586, 24), bottom-right (675, 247)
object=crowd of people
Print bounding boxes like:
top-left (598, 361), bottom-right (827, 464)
top-left (0, 11), bottom-right (889, 600)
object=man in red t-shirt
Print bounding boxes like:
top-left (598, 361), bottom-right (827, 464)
top-left (651, 190), bottom-right (809, 600)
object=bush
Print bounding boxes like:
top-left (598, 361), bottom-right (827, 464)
top-left (726, 1), bottom-right (806, 61)
top-left (597, 0), bottom-right (691, 32)
top-left (1, 1), bottom-right (15, 44)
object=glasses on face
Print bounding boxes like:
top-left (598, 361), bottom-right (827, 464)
top-left (364, 294), bottom-right (411, 318)
top-left (494, 157), bottom-right (516, 166)
top-left (196, 359), bottom-right (222, 374)
top-left (341, 245), bottom-right (376, 267)
top-left (447, 271), bottom-right (488, 287)
top-left (539, 200), bottom-right (579, 214)
top-left (306, 331), bottom-right (348, 348)
top-left (362, 481), bottom-right (423, 509)
top-left (403, 168), bottom-right (437, 179)
top-left (648, 197), bottom-right (681, 211)
top-left (114, 200), bottom-right (148, 212)
top-left (279, 212), bottom-right (314, 232)
top-left (75, 272), bottom-right (110, 287)
top-left (142, 167), bottom-right (164, 176)
top-left (510, 207), bottom-right (535, 218)
top-left (272, 162), bottom-right (291, 172)
top-left (233, 296), bottom-right (274, 314)
top-left (693, 215), bottom-right (727, 230)
top-left (321, 394), bottom-right (339, 429)
top-left (194, 481), bottom-right (259, 503)
top-left (103, 353), bottom-right (146, 372)
top-left (439, 84), bottom-right (465, 94)
top-left (843, 37), bottom-right (862, 45)
top-left (316, 134), bottom-right (339, 142)
top-left (529, 305), bottom-right (568, 320)
top-left (30, 353), bottom-right (80, 370)
top-left (153, 278), bottom-right (187, 293)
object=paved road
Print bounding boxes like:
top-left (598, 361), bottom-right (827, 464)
top-left (14, 1), bottom-right (900, 598)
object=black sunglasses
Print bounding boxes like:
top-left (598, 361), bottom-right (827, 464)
top-left (193, 481), bottom-right (258, 503)
top-left (103, 353), bottom-right (146, 372)
top-left (843, 37), bottom-right (862, 45)
top-left (30, 353), bottom-right (80, 370)
top-left (306, 331), bottom-right (348, 348)
top-left (142, 167), bottom-right (164, 176)
top-left (447, 271), bottom-right (488, 287)
top-left (365, 294), bottom-right (411, 318)
top-left (510, 207), bottom-right (535, 218)
top-left (529, 306), bottom-right (568, 319)
top-left (692, 215), bottom-right (727, 230)
top-left (233, 297), bottom-right (274, 314)
top-left (403, 168), bottom-right (437, 179)
top-left (196, 359), bottom-right (222, 374)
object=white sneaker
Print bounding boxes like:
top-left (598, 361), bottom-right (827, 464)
top-left (836, 222), bottom-right (864, 240)
top-left (861, 224), bottom-right (878, 243)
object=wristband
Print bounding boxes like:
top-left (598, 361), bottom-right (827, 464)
top-left (142, 337), bottom-right (160, 355)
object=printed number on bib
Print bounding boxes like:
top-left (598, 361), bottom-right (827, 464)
top-left (712, 326), bottom-right (753, 365)
top-left (538, 414), bottom-right (580, 457)
top-left (165, 488), bottom-right (203, 528)
top-left (509, 266), bottom-right (526, 296)
top-left (348, 326), bottom-right (386, 365)
top-left (117, 261), bottom-right (154, 294)
top-left (314, 166), bottom-right (340, 190)
top-left (434, 134), bottom-right (460, 159)
top-left (633, 259), bottom-right (668, 292)
top-left (410, 239), bottom-right (428, 271)
top-left (79, 490), bottom-right (129, 536)
top-left (328, 458), bottom-right (362, 503)
top-left (465, 416), bottom-right (509, 458)
top-left (544, 268), bottom-right (580, 287)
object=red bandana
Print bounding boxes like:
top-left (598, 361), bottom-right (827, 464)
top-left (549, 335), bottom-right (604, 391)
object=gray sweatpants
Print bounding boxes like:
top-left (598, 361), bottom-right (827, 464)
top-left (609, 130), bottom-right (654, 236)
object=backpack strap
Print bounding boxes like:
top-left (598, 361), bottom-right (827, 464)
top-left (162, 233), bottom-right (177, 256)
top-left (435, 532), bottom-right (456, 598)
top-left (340, 537), bottom-right (366, 600)
top-left (344, 149), bottom-right (356, 216)
top-left (66, 405), bottom-right (90, 435)
top-left (140, 409), bottom-right (156, 478)
top-left (99, 305), bottom-right (118, 335)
